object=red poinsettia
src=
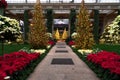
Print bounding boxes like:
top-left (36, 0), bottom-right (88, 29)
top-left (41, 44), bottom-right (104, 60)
top-left (68, 41), bottom-right (75, 46)
top-left (111, 67), bottom-right (120, 75)
top-left (0, 51), bottom-right (40, 78)
top-left (48, 40), bottom-right (55, 46)
top-left (87, 50), bottom-right (120, 75)
top-left (0, 70), bottom-right (7, 80)
top-left (0, 0), bottom-right (8, 8)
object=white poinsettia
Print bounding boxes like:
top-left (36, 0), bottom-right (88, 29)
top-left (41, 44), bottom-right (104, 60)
top-left (4, 17), bottom-right (11, 22)
top-left (71, 32), bottom-right (77, 36)
top-left (33, 49), bottom-right (46, 54)
top-left (109, 23), bottom-right (113, 27)
top-left (4, 76), bottom-right (10, 80)
top-left (113, 21), bottom-right (118, 25)
top-left (0, 31), bottom-right (4, 34)
top-left (78, 49), bottom-right (93, 55)
top-left (0, 15), bottom-right (22, 42)
top-left (71, 32), bottom-right (77, 39)
top-left (47, 45), bottom-right (51, 49)
top-left (113, 25), bottom-right (119, 29)
top-left (0, 21), bottom-right (4, 25)
top-left (108, 29), bottom-right (115, 34)
top-left (114, 15), bottom-right (120, 22)
top-left (3, 27), bottom-right (21, 34)
top-left (47, 32), bottom-right (52, 38)
top-left (71, 45), bottom-right (75, 48)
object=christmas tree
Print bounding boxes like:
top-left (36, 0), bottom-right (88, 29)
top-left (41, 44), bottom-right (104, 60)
top-left (100, 15), bottom-right (120, 44)
top-left (75, 0), bottom-right (94, 49)
top-left (62, 28), bottom-right (68, 40)
top-left (55, 28), bottom-right (60, 40)
top-left (29, 0), bottom-right (48, 48)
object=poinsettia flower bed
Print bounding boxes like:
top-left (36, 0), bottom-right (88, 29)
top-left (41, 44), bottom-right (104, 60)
top-left (68, 40), bottom-right (75, 46)
top-left (0, 51), bottom-right (40, 80)
top-left (48, 40), bottom-right (55, 46)
top-left (78, 49), bottom-right (93, 55)
top-left (87, 51), bottom-right (120, 80)
top-left (71, 47), bottom-right (120, 80)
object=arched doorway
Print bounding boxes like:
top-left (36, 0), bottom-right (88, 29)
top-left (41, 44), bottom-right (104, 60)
top-left (53, 19), bottom-right (70, 39)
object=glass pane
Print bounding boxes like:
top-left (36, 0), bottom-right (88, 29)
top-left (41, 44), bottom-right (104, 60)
top-left (6, 0), bottom-right (25, 3)
top-left (74, 0), bottom-right (96, 3)
top-left (27, 0), bottom-right (36, 3)
top-left (6, 0), bottom-right (120, 3)
top-left (99, 0), bottom-right (119, 3)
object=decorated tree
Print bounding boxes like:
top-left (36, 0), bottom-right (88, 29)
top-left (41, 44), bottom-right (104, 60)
top-left (62, 28), bottom-right (68, 40)
top-left (100, 15), bottom-right (120, 44)
top-left (75, 0), bottom-right (94, 49)
top-left (55, 28), bottom-right (60, 40)
top-left (29, 0), bottom-right (48, 48)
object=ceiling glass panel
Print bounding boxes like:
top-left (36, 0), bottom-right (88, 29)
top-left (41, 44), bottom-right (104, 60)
top-left (99, 0), bottom-right (120, 3)
top-left (27, 0), bottom-right (36, 3)
top-left (6, 0), bottom-right (120, 3)
top-left (74, 0), bottom-right (96, 3)
top-left (6, 0), bottom-right (25, 3)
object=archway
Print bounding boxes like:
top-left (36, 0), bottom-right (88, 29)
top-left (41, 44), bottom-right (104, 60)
top-left (53, 19), bottom-right (70, 39)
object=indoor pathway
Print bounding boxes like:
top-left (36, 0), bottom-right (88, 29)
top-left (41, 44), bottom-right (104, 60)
top-left (27, 42), bottom-right (100, 80)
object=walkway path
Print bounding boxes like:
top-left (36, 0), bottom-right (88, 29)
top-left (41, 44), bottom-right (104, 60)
top-left (27, 42), bottom-right (100, 80)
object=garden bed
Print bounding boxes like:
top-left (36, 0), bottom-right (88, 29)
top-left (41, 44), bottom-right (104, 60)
top-left (93, 44), bottom-right (120, 54)
top-left (71, 46), bottom-right (120, 80)
top-left (0, 43), bottom-right (30, 55)
top-left (0, 44), bottom-right (52, 80)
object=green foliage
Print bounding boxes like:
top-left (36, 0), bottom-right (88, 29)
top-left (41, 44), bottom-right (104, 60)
top-left (45, 9), bottom-right (53, 33)
top-left (0, 43), bottom-right (30, 55)
top-left (19, 47), bottom-right (32, 53)
top-left (10, 47), bottom-right (52, 80)
top-left (93, 44), bottom-right (120, 54)
top-left (71, 45), bottom-right (120, 80)
top-left (92, 48), bottom-right (101, 53)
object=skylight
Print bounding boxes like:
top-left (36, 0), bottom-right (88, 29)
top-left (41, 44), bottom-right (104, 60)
top-left (6, 0), bottom-right (120, 3)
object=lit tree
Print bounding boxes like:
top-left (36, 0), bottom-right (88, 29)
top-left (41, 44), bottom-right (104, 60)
top-left (29, 0), bottom-right (48, 48)
top-left (62, 28), bottom-right (68, 40)
top-left (55, 28), bottom-right (60, 40)
top-left (75, 0), bottom-right (94, 49)
top-left (100, 15), bottom-right (120, 44)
